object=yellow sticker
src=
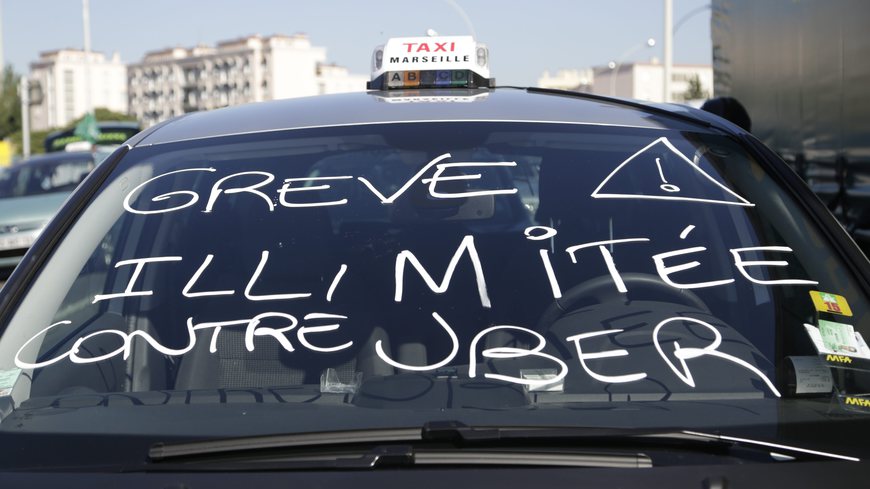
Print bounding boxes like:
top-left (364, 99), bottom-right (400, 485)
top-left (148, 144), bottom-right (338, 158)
top-left (826, 353), bottom-right (853, 364)
top-left (844, 396), bottom-right (870, 409)
top-left (810, 291), bottom-right (853, 317)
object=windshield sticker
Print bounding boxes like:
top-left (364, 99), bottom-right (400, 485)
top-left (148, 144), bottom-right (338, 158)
top-left (591, 137), bottom-right (755, 207)
top-left (520, 369), bottom-right (565, 392)
top-left (810, 290), bottom-right (853, 316)
top-left (840, 395), bottom-right (870, 413)
top-left (788, 356), bottom-right (833, 394)
top-left (0, 368), bottom-right (21, 397)
top-left (805, 322), bottom-right (870, 361)
top-left (320, 367), bottom-right (362, 394)
top-left (818, 320), bottom-right (870, 358)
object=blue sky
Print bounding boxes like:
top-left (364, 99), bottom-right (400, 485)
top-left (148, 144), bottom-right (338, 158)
top-left (2, 0), bottom-right (712, 86)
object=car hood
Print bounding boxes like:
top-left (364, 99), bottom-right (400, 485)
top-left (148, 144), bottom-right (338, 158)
top-left (0, 192), bottom-right (70, 228)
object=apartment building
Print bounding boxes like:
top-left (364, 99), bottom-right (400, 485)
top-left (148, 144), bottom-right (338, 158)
top-left (128, 34), bottom-right (367, 127)
top-left (29, 50), bottom-right (128, 131)
top-left (591, 62), bottom-right (713, 103)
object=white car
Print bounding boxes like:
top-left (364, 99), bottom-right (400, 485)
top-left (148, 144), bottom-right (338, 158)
top-left (0, 151), bottom-right (96, 274)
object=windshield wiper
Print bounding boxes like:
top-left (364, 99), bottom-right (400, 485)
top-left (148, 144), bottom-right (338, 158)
top-left (419, 422), bottom-right (859, 462)
top-left (424, 421), bottom-right (860, 463)
top-left (677, 430), bottom-right (860, 463)
top-left (149, 427), bottom-right (422, 461)
top-left (147, 422), bottom-right (653, 462)
top-left (145, 421), bottom-right (859, 471)
top-left (148, 422), bottom-right (654, 470)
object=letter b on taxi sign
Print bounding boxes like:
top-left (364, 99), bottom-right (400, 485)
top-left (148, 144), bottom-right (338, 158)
top-left (404, 71), bottom-right (420, 87)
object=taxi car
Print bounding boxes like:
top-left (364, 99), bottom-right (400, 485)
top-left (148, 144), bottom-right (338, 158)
top-left (1, 36), bottom-right (870, 486)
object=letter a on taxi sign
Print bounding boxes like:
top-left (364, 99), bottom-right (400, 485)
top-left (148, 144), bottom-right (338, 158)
top-left (388, 72), bottom-right (405, 88)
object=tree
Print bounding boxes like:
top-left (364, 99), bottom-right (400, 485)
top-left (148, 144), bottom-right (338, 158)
top-left (681, 74), bottom-right (709, 102)
top-left (8, 128), bottom-right (50, 157)
top-left (0, 66), bottom-right (22, 139)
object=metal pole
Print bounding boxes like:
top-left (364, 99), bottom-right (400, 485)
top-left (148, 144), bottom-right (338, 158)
top-left (20, 77), bottom-right (29, 158)
top-left (609, 63), bottom-right (617, 97)
top-left (663, 0), bottom-right (673, 103)
top-left (82, 0), bottom-right (92, 116)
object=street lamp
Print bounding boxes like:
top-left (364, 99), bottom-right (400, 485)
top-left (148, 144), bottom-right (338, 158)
top-left (19, 77), bottom-right (29, 158)
top-left (674, 4), bottom-right (711, 34)
top-left (19, 79), bottom-right (43, 158)
top-left (609, 37), bottom-right (656, 97)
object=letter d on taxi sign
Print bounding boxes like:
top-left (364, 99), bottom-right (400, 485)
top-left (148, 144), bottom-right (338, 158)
top-left (451, 70), bottom-right (469, 86)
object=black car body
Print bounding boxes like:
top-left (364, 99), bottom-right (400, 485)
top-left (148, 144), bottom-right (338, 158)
top-left (1, 84), bottom-right (870, 487)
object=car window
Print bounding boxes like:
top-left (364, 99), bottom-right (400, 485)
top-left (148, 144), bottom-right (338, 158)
top-left (0, 156), bottom-right (95, 198)
top-left (0, 121), bottom-right (867, 441)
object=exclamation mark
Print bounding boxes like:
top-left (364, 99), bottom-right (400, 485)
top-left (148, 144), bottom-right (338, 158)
top-left (656, 157), bottom-right (680, 193)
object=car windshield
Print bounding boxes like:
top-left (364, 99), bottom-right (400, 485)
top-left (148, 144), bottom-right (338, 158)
top-left (0, 155), bottom-right (95, 198)
top-left (1, 121), bottom-right (869, 457)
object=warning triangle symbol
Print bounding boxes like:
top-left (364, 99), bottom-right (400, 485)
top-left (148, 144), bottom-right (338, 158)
top-left (590, 137), bottom-right (754, 207)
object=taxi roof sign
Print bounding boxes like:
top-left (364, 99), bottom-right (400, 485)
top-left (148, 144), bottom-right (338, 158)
top-left (368, 35), bottom-right (494, 90)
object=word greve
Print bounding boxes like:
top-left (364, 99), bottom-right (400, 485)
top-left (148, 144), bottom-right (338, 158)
top-left (122, 154), bottom-right (518, 215)
top-left (13, 311), bottom-right (780, 397)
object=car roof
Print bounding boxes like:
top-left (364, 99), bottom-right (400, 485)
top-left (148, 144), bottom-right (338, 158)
top-left (130, 87), bottom-right (729, 148)
top-left (12, 151), bottom-right (94, 167)
top-left (45, 120), bottom-right (140, 138)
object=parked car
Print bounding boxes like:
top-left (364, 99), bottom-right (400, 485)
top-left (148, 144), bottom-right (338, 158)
top-left (43, 121), bottom-right (141, 153)
top-left (0, 151), bottom-right (96, 275)
top-left (1, 36), bottom-right (869, 486)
